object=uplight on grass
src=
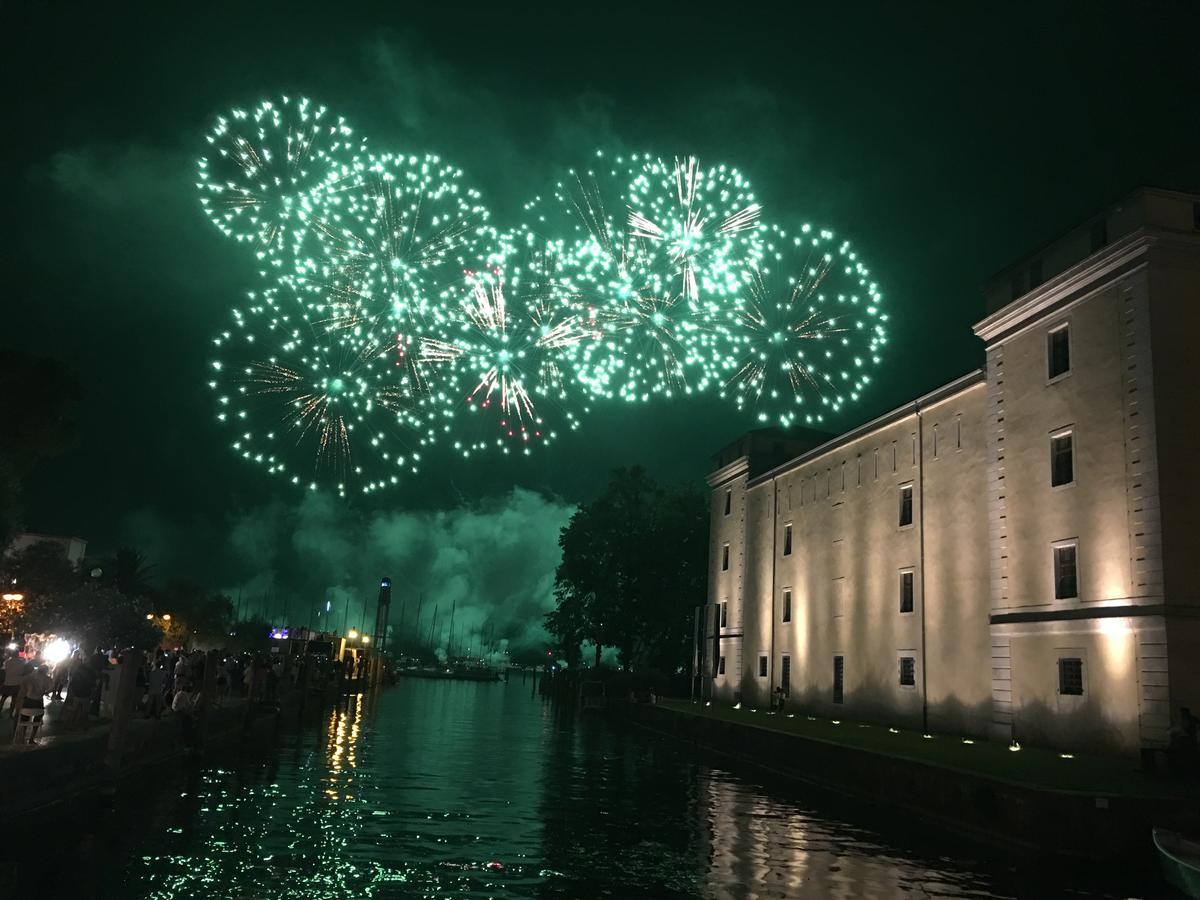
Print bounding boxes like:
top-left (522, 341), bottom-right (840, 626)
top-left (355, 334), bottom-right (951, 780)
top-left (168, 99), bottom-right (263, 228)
top-left (962, 739), bottom-right (975, 745)
top-left (1060, 753), bottom-right (1075, 759)
top-left (888, 728), bottom-right (899, 734)
top-left (1008, 741), bottom-right (1021, 752)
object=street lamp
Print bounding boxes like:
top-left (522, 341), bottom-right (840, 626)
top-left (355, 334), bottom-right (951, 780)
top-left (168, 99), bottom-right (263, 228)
top-left (161, 613), bottom-right (172, 622)
top-left (361, 635), bottom-right (371, 645)
top-left (2, 593), bottom-right (24, 603)
top-left (347, 629), bottom-right (359, 641)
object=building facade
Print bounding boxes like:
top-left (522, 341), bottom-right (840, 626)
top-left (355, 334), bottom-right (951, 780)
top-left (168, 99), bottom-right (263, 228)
top-left (704, 187), bottom-right (1200, 756)
top-left (6, 532), bottom-right (88, 565)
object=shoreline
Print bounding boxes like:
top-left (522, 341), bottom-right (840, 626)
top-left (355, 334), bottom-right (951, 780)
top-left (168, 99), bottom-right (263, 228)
top-left (630, 700), bottom-right (1196, 863)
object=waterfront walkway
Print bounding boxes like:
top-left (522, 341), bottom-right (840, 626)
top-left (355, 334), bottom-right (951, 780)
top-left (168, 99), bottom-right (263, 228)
top-left (659, 699), bottom-right (1196, 798)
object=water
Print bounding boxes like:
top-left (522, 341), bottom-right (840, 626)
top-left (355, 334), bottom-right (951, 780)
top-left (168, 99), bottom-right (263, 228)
top-left (5, 679), bottom-right (1170, 898)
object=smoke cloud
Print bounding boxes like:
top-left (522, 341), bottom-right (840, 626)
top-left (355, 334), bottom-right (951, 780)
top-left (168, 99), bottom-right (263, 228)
top-left (122, 488), bottom-right (574, 662)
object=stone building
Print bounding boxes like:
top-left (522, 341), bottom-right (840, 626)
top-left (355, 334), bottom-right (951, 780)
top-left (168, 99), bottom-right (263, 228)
top-left (703, 187), bottom-right (1200, 756)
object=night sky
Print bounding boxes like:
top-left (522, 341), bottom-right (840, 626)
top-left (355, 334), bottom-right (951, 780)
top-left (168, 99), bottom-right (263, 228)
top-left (5, 3), bottom-right (1199, 647)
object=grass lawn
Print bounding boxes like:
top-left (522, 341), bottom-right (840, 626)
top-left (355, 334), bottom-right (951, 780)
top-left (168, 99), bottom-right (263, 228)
top-left (658, 698), bottom-right (1196, 799)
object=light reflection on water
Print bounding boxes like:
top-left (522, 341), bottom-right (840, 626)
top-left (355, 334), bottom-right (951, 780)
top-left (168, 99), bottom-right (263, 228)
top-left (13, 678), bottom-right (1166, 898)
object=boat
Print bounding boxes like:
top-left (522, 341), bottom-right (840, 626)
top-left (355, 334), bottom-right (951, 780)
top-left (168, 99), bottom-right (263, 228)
top-left (1153, 827), bottom-right (1200, 898)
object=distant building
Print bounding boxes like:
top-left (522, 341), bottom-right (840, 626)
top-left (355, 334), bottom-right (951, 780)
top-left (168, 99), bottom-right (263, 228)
top-left (703, 187), bottom-right (1200, 756)
top-left (6, 532), bottom-right (88, 566)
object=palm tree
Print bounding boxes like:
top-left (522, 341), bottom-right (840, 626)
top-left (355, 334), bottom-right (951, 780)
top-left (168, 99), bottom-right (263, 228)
top-left (106, 547), bottom-right (156, 598)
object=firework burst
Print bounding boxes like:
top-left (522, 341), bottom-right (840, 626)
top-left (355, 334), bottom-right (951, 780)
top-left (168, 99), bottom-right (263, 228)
top-left (291, 153), bottom-right (491, 334)
top-left (209, 285), bottom-right (440, 496)
top-left (718, 224), bottom-right (887, 427)
top-left (419, 229), bottom-right (600, 456)
top-left (197, 96), bottom-right (361, 253)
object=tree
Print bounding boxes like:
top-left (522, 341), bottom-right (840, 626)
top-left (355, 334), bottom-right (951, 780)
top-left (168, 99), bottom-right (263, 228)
top-left (102, 547), bottom-right (157, 598)
top-left (546, 467), bottom-right (707, 673)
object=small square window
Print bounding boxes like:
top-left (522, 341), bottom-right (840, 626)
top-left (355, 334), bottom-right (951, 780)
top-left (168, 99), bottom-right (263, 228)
top-left (899, 656), bottom-right (916, 687)
top-left (1048, 325), bottom-right (1070, 380)
top-left (1058, 657), bottom-right (1083, 695)
top-left (1054, 544), bottom-right (1078, 600)
top-left (722, 544), bottom-right (730, 571)
top-left (758, 655), bottom-right (768, 678)
top-left (782, 589), bottom-right (792, 624)
top-left (783, 523), bottom-right (793, 556)
top-left (899, 571), bottom-right (914, 613)
top-left (717, 655), bottom-right (726, 676)
top-left (1090, 219), bottom-right (1108, 251)
top-left (833, 656), bottom-right (844, 704)
top-left (898, 484), bottom-right (913, 527)
top-left (724, 489), bottom-right (731, 516)
top-left (1051, 432), bottom-right (1074, 487)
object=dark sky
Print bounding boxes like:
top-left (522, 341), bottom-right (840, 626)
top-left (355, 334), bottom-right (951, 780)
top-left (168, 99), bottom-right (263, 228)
top-left (4, 2), bottom-right (1199, 642)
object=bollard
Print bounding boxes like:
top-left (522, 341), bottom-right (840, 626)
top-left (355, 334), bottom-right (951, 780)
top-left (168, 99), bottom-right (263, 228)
top-left (104, 650), bottom-right (141, 773)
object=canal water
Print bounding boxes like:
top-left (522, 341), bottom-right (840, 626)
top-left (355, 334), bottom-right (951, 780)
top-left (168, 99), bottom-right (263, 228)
top-left (10, 678), bottom-right (1171, 898)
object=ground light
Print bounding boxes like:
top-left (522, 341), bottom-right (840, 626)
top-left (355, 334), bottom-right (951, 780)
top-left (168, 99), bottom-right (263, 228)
top-left (1009, 741), bottom-right (1022, 752)
top-left (44, 638), bottom-right (71, 666)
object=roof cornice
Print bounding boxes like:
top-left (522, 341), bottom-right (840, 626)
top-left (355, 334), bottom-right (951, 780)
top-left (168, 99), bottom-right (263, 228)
top-left (745, 369), bottom-right (986, 488)
top-left (973, 231), bottom-right (1155, 344)
top-left (706, 457), bottom-right (749, 488)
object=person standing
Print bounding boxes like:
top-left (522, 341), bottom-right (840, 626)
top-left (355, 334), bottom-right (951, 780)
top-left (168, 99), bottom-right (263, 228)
top-left (1, 652), bottom-right (24, 716)
top-left (13, 664), bottom-right (53, 739)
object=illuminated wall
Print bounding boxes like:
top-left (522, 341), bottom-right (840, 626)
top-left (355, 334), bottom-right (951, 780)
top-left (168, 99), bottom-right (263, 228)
top-left (708, 187), bottom-right (1200, 756)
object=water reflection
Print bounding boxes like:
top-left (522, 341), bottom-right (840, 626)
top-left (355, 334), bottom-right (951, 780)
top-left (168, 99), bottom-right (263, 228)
top-left (4, 678), bottom-right (1168, 898)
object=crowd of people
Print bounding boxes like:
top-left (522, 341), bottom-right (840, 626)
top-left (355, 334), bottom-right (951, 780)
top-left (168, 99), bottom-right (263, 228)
top-left (0, 643), bottom-right (340, 743)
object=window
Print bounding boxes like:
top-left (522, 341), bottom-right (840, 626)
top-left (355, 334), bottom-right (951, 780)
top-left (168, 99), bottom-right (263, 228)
top-left (932, 424), bottom-right (939, 459)
top-left (782, 589), bottom-right (792, 623)
top-left (1090, 219), bottom-right (1108, 251)
top-left (783, 523), bottom-right (793, 556)
top-left (898, 484), bottom-right (913, 527)
top-left (899, 571), bottom-right (914, 613)
top-left (891, 441), bottom-right (897, 473)
top-left (911, 433), bottom-right (917, 466)
top-left (956, 417), bottom-right (962, 451)
top-left (1029, 258), bottom-right (1044, 289)
top-left (758, 655), bottom-right (768, 678)
top-left (722, 544), bottom-right (730, 571)
top-left (1058, 657), bottom-right (1083, 695)
top-left (1048, 324), bottom-right (1070, 380)
top-left (717, 655), bottom-right (726, 676)
top-left (719, 602), bottom-right (728, 629)
top-left (781, 655), bottom-right (791, 695)
top-left (724, 489), bottom-right (731, 516)
top-left (873, 449), bottom-right (879, 480)
top-left (840, 461), bottom-right (846, 492)
top-left (833, 656), bottom-right (844, 704)
top-left (899, 656), bottom-right (916, 687)
top-left (856, 455), bottom-right (862, 487)
top-left (1053, 543), bottom-right (1078, 600)
top-left (1051, 431), bottom-right (1074, 487)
